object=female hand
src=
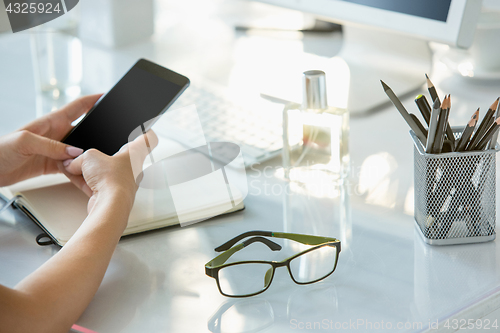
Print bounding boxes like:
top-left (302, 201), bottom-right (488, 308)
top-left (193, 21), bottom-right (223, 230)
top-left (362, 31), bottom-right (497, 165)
top-left (0, 94), bottom-right (101, 187)
top-left (59, 130), bottom-right (158, 214)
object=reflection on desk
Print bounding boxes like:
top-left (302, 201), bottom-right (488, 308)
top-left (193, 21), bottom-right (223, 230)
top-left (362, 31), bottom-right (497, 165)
top-left (208, 284), bottom-right (338, 333)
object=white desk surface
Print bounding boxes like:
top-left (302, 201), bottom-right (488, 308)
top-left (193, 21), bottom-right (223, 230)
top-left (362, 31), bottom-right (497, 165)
top-left (1, 1), bottom-right (500, 332)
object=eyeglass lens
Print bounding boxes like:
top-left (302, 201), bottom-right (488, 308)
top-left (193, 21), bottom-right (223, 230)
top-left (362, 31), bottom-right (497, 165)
top-left (289, 245), bottom-right (337, 283)
top-left (218, 263), bottom-right (274, 296)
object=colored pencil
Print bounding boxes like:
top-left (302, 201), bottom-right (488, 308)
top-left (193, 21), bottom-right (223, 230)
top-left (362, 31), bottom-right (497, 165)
top-left (489, 97), bottom-right (500, 149)
top-left (433, 96), bottom-right (450, 154)
top-left (475, 117), bottom-right (500, 150)
top-left (444, 94), bottom-right (455, 150)
top-left (480, 99), bottom-right (499, 141)
top-left (415, 94), bottom-right (431, 125)
top-left (466, 102), bottom-right (497, 150)
top-left (381, 80), bottom-right (427, 144)
top-left (455, 108), bottom-right (479, 152)
top-left (426, 98), bottom-right (441, 153)
top-left (425, 73), bottom-right (440, 105)
top-left (410, 114), bottom-right (428, 138)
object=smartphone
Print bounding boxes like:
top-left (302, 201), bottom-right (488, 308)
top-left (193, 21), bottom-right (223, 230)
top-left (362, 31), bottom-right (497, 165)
top-left (62, 59), bottom-right (190, 155)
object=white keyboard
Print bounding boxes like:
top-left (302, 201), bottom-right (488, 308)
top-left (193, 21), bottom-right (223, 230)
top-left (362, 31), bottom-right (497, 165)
top-left (157, 82), bottom-right (284, 166)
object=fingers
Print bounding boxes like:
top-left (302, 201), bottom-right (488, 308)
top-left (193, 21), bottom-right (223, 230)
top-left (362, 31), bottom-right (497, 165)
top-left (21, 94), bottom-right (102, 137)
top-left (14, 130), bottom-right (83, 160)
top-left (145, 130), bottom-right (159, 149)
top-left (63, 148), bottom-right (106, 176)
top-left (58, 149), bottom-right (107, 197)
top-left (133, 130), bottom-right (158, 151)
top-left (60, 94), bottom-right (102, 122)
top-left (20, 117), bottom-right (50, 137)
top-left (117, 130), bottom-right (158, 160)
top-left (57, 161), bottom-right (93, 197)
top-left (62, 154), bottom-right (84, 176)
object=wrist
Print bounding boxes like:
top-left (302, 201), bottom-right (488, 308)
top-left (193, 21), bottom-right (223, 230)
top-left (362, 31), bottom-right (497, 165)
top-left (83, 190), bottom-right (135, 233)
top-left (91, 187), bottom-right (136, 215)
top-left (101, 187), bottom-right (135, 206)
top-left (76, 188), bottom-right (135, 242)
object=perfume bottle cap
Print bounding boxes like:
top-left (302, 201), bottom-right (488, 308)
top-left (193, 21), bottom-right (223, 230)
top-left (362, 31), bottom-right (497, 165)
top-left (303, 70), bottom-right (327, 110)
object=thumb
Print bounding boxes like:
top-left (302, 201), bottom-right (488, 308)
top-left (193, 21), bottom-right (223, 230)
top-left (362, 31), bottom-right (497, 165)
top-left (15, 130), bottom-right (83, 160)
top-left (118, 130), bottom-right (158, 183)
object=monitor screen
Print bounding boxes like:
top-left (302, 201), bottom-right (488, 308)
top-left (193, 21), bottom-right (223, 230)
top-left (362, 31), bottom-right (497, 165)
top-left (340, 0), bottom-right (452, 22)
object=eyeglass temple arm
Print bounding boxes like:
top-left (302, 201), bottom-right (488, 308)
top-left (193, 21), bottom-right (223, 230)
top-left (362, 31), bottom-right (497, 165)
top-left (215, 231), bottom-right (339, 251)
top-left (214, 231), bottom-right (273, 252)
top-left (207, 236), bottom-right (282, 268)
top-left (272, 232), bottom-right (339, 246)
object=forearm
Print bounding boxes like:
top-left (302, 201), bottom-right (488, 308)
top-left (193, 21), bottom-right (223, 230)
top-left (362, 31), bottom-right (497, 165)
top-left (0, 193), bottom-right (132, 333)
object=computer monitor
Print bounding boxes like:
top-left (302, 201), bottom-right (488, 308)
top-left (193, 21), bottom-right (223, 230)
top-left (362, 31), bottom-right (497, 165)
top-left (256, 0), bottom-right (481, 47)
top-left (253, 0), bottom-right (482, 113)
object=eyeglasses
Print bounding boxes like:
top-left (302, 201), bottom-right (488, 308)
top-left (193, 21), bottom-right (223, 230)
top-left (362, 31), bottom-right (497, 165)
top-left (205, 231), bottom-right (341, 297)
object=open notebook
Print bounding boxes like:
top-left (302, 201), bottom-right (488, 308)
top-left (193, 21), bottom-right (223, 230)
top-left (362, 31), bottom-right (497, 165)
top-left (0, 174), bottom-right (244, 246)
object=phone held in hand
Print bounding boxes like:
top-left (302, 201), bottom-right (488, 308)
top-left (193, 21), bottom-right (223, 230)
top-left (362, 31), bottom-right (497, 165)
top-left (62, 59), bottom-right (190, 155)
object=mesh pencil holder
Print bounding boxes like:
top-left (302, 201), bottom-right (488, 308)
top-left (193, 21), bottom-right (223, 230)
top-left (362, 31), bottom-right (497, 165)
top-left (411, 129), bottom-right (498, 245)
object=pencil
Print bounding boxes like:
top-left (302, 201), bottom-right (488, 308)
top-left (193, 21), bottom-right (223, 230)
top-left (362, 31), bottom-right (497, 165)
top-left (466, 103), bottom-right (497, 150)
top-left (425, 73), bottom-right (440, 105)
top-left (426, 98), bottom-right (441, 153)
top-left (489, 97), bottom-right (500, 149)
top-left (475, 117), bottom-right (500, 150)
top-left (481, 98), bottom-right (499, 138)
top-left (433, 96), bottom-right (449, 154)
top-left (410, 114), bottom-right (428, 138)
top-left (381, 80), bottom-right (427, 144)
top-left (444, 94), bottom-right (455, 150)
top-left (415, 94), bottom-right (431, 125)
top-left (483, 115), bottom-right (495, 140)
top-left (455, 108), bottom-right (479, 152)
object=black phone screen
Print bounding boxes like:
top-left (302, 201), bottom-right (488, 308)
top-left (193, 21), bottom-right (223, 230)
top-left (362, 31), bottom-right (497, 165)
top-left (63, 60), bottom-right (189, 156)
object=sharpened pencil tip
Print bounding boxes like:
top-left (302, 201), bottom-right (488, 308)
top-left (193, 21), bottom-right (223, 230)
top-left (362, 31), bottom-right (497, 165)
top-left (491, 98), bottom-right (499, 111)
top-left (470, 109), bottom-right (480, 125)
top-left (441, 95), bottom-right (450, 109)
top-left (426, 75), bottom-right (434, 88)
top-left (380, 80), bottom-right (390, 91)
top-left (425, 73), bottom-right (429, 79)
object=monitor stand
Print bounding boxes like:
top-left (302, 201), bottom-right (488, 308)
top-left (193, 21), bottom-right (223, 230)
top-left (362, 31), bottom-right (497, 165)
top-left (261, 26), bottom-right (432, 115)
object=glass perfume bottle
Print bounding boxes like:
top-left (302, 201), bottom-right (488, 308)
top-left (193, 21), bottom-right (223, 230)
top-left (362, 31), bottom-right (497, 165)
top-left (283, 70), bottom-right (349, 184)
